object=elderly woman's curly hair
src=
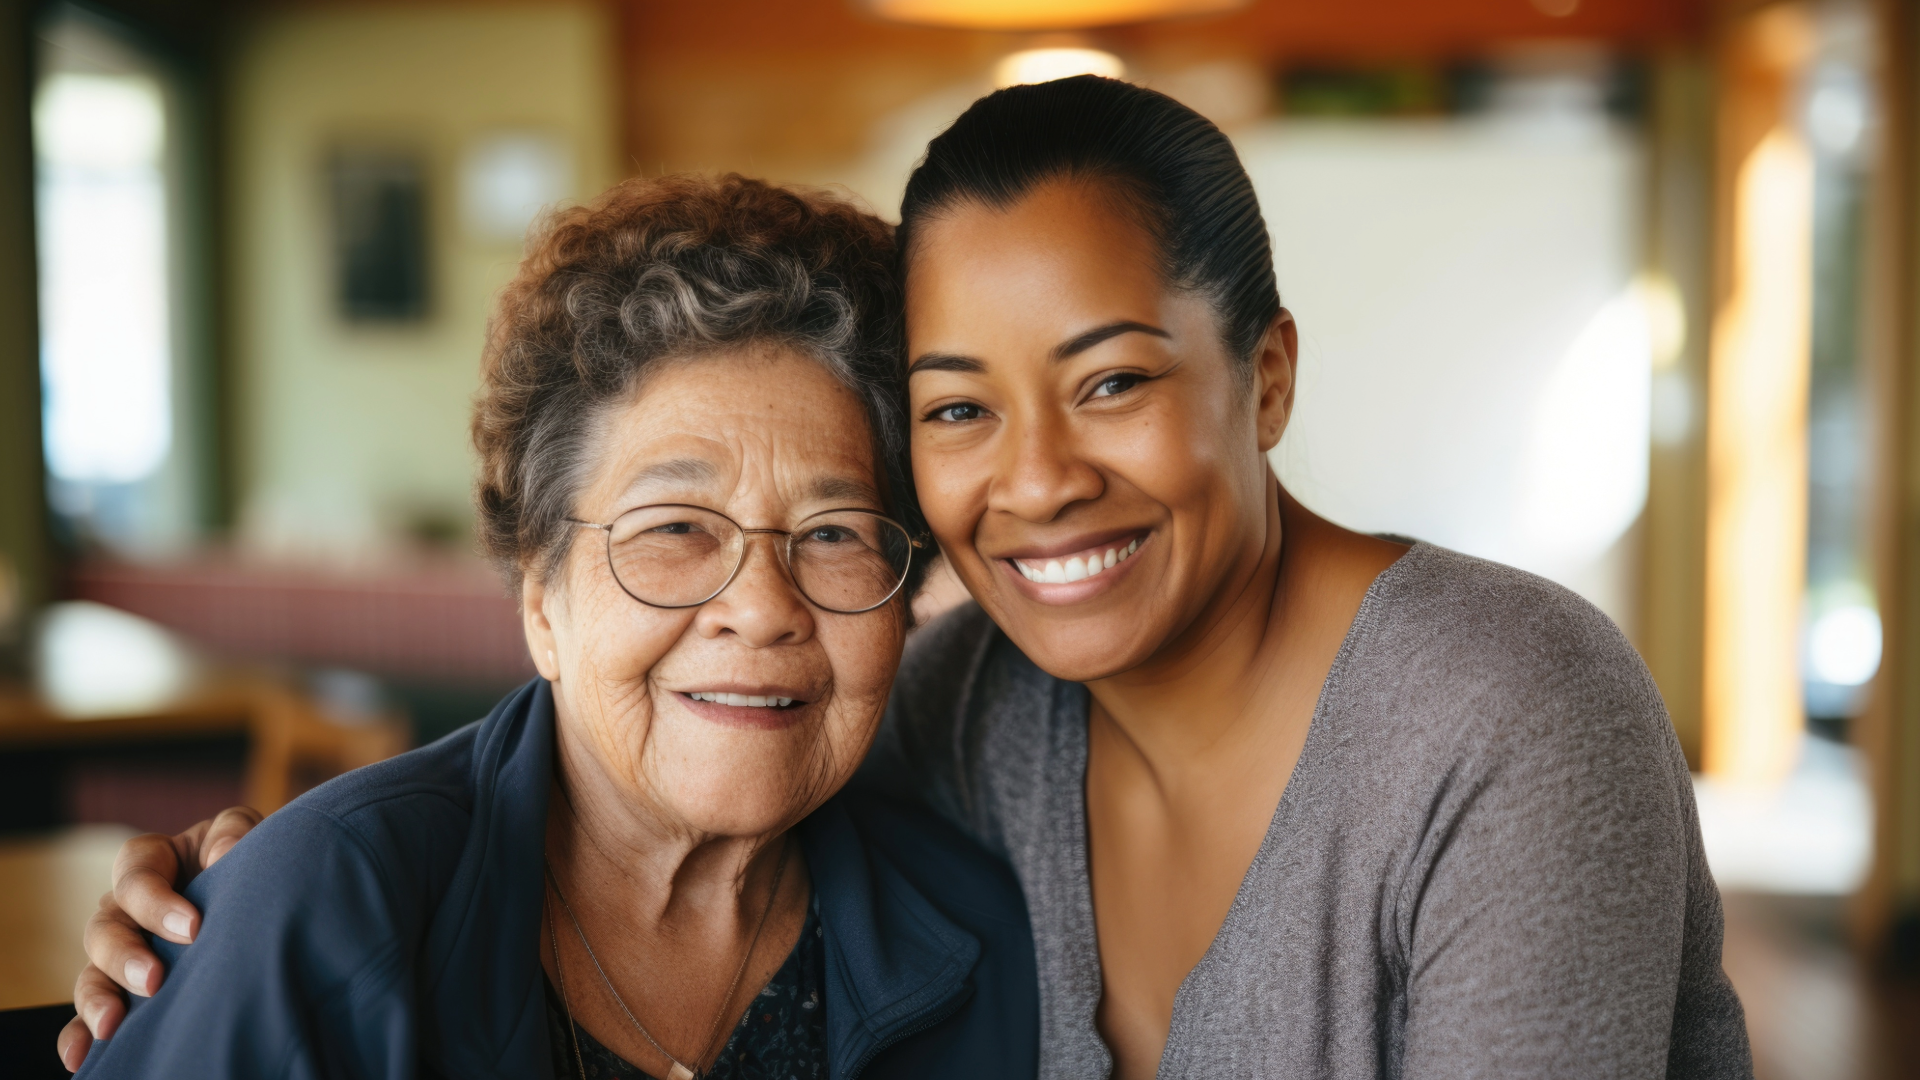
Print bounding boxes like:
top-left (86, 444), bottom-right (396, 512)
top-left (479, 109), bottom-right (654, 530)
top-left (472, 174), bottom-right (924, 599)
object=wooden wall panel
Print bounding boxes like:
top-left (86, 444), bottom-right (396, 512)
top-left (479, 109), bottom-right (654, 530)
top-left (1858, 0), bottom-right (1920, 964)
top-left (0, 0), bottom-right (48, 665)
top-left (615, 0), bottom-right (1711, 180)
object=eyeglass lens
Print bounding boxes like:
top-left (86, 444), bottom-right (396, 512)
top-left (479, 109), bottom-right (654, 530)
top-left (604, 505), bottom-right (912, 612)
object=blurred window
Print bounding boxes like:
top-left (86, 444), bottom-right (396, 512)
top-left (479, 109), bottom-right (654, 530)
top-left (1801, 2), bottom-right (1879, 735)
top-left (33, 7), bottom-right (205, 555)
top-left (35, 72), bottom-right (169, 486)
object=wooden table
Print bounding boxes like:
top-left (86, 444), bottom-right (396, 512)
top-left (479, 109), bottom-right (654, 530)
top-left (0, 825), bottom-right (135, 1010)
top-left (0, 611), bottom-right (411, 1015)
top-left (0, 682), bottom-right (408, 1014)
top-left (0, 676), bottom-right (408, 814)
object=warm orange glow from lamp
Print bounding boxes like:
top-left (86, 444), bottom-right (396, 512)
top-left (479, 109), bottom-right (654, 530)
top-left (862, 0), bottom-right (1249, 31)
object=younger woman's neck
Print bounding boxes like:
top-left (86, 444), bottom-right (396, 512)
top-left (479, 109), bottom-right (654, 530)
top-left (1085, 478), bottom-right (1405, 774)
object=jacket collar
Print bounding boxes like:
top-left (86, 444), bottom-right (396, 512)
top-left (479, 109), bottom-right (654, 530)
top-left (421, 679), bottom-right (555, 1076)
top-left (800, 799), bottom-right (983, 1077)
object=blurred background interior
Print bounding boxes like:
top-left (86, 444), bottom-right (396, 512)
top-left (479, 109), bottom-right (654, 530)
top-left (0, 0), bottom-right (1917, 1075)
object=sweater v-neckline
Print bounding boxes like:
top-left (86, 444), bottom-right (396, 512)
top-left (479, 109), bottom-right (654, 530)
top-left (1055, 542), bottom-right (1424, 1079)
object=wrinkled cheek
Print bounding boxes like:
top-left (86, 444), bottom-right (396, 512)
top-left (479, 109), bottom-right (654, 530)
top-left (832, 613), bottom-right (905, 698)
top-left (816, 694), bottom-right (884, 779)
top-left (813, 622), bottom-right (906, 775)
top-left (565, 691), bottom-right (656, 791)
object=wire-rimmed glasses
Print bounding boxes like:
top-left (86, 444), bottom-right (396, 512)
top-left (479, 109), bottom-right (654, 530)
top-left (569, 504), bottom-right (922, 615)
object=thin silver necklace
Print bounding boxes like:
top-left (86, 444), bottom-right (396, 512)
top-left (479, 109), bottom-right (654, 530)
top-left (543, 836), bottom-right (793, 1080)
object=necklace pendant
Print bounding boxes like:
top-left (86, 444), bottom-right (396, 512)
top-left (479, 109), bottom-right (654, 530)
top-left (666, 1064), bottom-right (697, 1080)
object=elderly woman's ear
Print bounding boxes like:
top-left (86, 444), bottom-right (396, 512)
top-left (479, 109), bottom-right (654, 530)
top-left (523, 570), bottom-right (562, 683)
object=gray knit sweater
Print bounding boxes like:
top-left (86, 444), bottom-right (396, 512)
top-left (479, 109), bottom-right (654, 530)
top-left (861, 543), bottom-right (1751, 1079)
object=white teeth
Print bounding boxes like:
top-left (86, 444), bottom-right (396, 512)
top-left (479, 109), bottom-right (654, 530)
top-left (1012, 536), bottom-right (1148, 585)
top-left (690, 692), bottom-right (792, 708)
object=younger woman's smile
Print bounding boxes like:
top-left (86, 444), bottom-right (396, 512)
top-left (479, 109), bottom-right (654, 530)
top-left (998, 530), bottom-right (1150, 603)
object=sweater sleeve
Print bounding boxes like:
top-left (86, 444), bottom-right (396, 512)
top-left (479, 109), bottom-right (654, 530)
top-left (78, 804), bottom-right (423, 1080)
top-left (1394, 602), bottom-right (1750, 1078)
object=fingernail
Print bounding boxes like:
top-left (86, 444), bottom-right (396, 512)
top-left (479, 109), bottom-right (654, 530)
top-left (162, 911), bottom-right (192, 940)
top-left (124, 958), bottom-right (151, 994)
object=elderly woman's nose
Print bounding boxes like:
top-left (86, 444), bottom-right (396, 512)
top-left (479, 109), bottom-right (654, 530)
top-left (691, 536), bottom-right (816, 646)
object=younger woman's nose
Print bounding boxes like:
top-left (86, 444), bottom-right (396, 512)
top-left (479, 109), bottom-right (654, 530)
top-left (691, 535), bottom-right (815, 647)
top-left (988, 415), bottom-right (1105, 523)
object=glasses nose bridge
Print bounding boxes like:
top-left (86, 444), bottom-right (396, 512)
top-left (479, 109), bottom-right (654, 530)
top-left (729, 526), bottom-right (800, 581)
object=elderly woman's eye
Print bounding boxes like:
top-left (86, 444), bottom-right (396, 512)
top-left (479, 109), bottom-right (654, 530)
top-left (928, 402), bottom-right (985, 423)
top-left (1092, 374), bottom-right (1145, 398)
top-left (809, 526), bottom-right (852, 544)
top-left (650, 521), bottom-right (695, 535)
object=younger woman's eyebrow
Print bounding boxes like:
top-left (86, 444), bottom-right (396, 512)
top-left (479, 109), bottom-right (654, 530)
top-left (907, 352), bottom-right (986, 376)
top-left (1052, 320), bottom-right (1169, 361)
top-left (908, 320), bottom-right (1169, 375)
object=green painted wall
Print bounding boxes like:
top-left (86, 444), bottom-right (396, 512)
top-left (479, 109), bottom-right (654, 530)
top-left (225, 3), bottom-right (619, 561)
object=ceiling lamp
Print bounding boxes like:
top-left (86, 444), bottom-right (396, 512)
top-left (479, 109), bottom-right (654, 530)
top-left (864, 0), bottom-right (1248, 31)
top-left (995, 47), bottom-right (1126, 87)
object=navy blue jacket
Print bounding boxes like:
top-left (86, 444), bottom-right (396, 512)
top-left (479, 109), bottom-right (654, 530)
top-left (79, 680), bottom-right (1038, 1079)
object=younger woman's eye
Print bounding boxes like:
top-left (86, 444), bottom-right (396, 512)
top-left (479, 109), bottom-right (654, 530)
top-left (1091, 374), bottom-right (1145, 398)
top-left (928, 403), bottom-right (985, 423)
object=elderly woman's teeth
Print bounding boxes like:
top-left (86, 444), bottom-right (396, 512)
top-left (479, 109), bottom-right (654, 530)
top-left (689, 692), bottom-right (794, 707)
top-left (1014, 537), bottom-right (1141, 583)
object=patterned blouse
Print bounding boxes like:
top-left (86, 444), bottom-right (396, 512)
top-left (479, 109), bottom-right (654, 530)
top-left (544, 900), bottom-right (828, 1080)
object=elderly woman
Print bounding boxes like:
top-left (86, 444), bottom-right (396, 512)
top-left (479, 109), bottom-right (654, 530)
top-left (68, 175), bottom-right (1037, 1079)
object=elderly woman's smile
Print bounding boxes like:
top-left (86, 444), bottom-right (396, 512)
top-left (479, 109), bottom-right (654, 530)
top-left (526, 346), bottom-right (908, 841)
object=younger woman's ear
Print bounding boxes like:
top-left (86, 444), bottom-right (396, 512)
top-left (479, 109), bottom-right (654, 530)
top-left (522, 570), bottom-right (562, 682)
top-left (1254, 309), bottom-right (1298, 453)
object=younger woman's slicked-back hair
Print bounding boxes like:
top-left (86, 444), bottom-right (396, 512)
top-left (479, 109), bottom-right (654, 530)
top-left (899, 75), bottom-right (1280, 366)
